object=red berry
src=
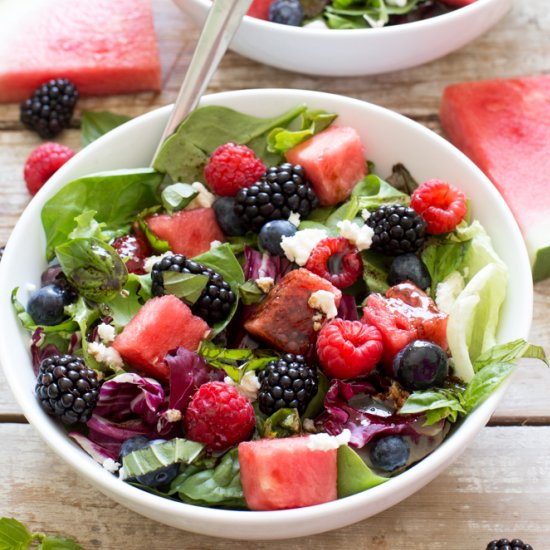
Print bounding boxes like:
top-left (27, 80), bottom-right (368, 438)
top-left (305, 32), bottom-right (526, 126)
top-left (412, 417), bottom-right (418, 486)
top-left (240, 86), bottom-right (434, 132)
top-left (111, 233), bottom-right (151, 274)
top-left (204, 143), bottom-right (266, 197)
top-left (184, 381), bottom-right (255, 452)
top-left (316, 319), bottom-right (384, 379)
top-left (410, 179), bottom-right (467, 234)
top-left (23, 142), bottom-right (76, 196)
top-left (305, 237), bottom-right (362, 289)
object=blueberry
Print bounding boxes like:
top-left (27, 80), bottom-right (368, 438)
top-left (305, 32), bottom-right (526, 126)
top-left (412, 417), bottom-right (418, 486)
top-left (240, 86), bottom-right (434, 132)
top-left (269, 0), bottom-right (304, 26)
top-left (259, 219), bottom-right (297, 256)
top-left (213, 197), bottom-right (246, 236)
top-left (388, 253), bottom-right (431, 290)
top-left (393, 340), bottom-right (448, 391)
top-left (370, 435), bottom-right (410, 473)
top-left (119, 436), bottom-right (150, 459)
top-left (27, 284), bottom-right (69, 325)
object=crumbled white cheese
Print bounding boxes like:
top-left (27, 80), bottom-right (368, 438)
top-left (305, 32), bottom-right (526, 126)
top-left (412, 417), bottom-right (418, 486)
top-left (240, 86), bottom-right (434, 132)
top-left (102, 458), bottom-right (121, 474)
top-left (143, 251), bottom-right (173, 273)
top-left (25, 283), bottom-right (37, 292)
top-left (288, 212), bottom-right (301, 227)
top-left (361, 209), bottom-right (371, 221)
top-left (88, 341), bottom-right (124, 369)
top-left (435, 271), bottom-right (465, 314)
top-left (281, 228), bottom-right (328, 266)
top-left (337, 219), bottom-right (374, 251)
top-left (303, 418), bottom-right (317, 433)
top-left (224, 371), bottom-right (261, 402)
top-left (164, 408), bottom-right (182, 423)
top-left (187, 181), bottom-right (215, 209)
top-left (256, 276), bottom-right (274, 293)
top-left (97, 323), bottom-right (116, 344)
top-left (303, 19), bottom-right (329, 30)
top-left (308, 290), bottom-right (338, 320)
top-left (210, 240), bottom-right (223, 249)
top-left (307, 429), bottom-right (351, 451)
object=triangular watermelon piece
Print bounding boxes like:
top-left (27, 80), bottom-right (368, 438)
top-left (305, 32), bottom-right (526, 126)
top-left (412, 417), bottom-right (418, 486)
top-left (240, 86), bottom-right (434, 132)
top-left (440, 76), bottom-right (550, 280)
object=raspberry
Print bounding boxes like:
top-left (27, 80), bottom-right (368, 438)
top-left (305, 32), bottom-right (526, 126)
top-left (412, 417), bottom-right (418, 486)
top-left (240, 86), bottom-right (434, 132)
top-left (305, 237), bottom-right (362, 289)
top-left (410, 179), bottom-right (467, 234)
top-left (23, 142), bottom-right (75, 196)
top-left (204, 143), bottom-right (266, 197)
top-left (184, 381), bottom-right (255, 452)
top-left (316, 319), bottom-right (384, 379)
top-left (111, 233), bottom-right (151, 275)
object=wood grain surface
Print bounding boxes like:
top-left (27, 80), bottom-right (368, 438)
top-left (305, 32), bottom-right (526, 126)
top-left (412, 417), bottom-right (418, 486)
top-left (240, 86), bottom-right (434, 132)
top-left (1, 0), bottom-right (549, 547)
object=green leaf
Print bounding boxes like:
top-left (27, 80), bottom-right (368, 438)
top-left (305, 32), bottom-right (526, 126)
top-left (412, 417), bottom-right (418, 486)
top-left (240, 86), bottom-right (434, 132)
top-left (68, 210), bottom-right (109, 242)
top-left (303, 370), bottom-right (330, 419)
top-left (161, 183), bottom-right (199, 214)
top-left (64, 297), bottom-right (101, 369)
top-left (42, 168), bottom-right (163, 259)
top-left (473, 339), bottom-right (549, 372)
top-left (361, 250), bottom-right (390, 294)
top-left (162, 272), bottom-right (209, 305)
top-left (136, 207), bottom-right (170, 254)
top-left (261, 408), bottom-right (302, 438)
top-left (81, 110), bottom-right (131, 147)
top-left (385, 163), bottom-right (419, 195)
top-left (400, 388), bottom-right (466, 425)
top-left (56, 238), bottom-right (128, 303)
top-left (462, 362), bottom-right (516, 412)
top-left (337, 446), bottom-right (387, 498)
top-left (37, 537), bottom-right (84, 550)
top-left (238, 280), bottom-right (264, 305)
top-left (100, 274), bottom-right (148, 329)
top-left (0, 517), bottom-right (32, 550)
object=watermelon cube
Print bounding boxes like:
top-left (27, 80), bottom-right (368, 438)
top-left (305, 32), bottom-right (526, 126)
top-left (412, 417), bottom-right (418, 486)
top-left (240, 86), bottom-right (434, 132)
top-left (244, 268), bottom-right (342, 355)
top-left (238, 436), bottom-right (337, 510)
top-left (146, 208), bottom-right (225, 258)
top-left (440, 76), bottom-right (550, 280)
top-left (113, 295), bottom-right (210, 382)
top-left (285, 126), bottom-right (367, 206)
top-left (0, 0), bottom-right (161, 103)
top-left (247, 0), bottom-right (272, 20)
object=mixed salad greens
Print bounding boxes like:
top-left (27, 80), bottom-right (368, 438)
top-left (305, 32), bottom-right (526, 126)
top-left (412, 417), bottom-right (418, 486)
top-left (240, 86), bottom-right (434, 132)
top-left (13, 103), bottom-right (546, 511)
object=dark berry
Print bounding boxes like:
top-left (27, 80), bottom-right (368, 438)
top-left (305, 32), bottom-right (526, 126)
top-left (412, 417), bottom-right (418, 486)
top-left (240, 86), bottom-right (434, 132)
top-left (0, 246), bottom-right (4, 262)
top-left (35, 354), bottom-right (100, 425)
top-left (259, 219), bottom-right (297, 256)
top-left (213, 197), bottom-right (247, 236)
top-left (234, 163), bottom-right (319, 232)
top-left (388, 253), bottom-right (431, 290)
top-left (366, 204), bottom-right (427, 255)
top-left (393, 340), bottom-right (448, 391)
top-left (27, 283), bottom-right (71, 326)
top-left (151, 254), bottom-right (235, 325)
top-left (119, 436), bottom-right (150, 459)
top-left (269, 0), bottom-right (304, 26)
top-left (258, 354), bottom-right (318, 415)
top-left (20, 78), bottom-right (78, 138)
top-left (486, 541), bottom-right (532, 550)
top-left (370, 435), bottom-right (410, 472)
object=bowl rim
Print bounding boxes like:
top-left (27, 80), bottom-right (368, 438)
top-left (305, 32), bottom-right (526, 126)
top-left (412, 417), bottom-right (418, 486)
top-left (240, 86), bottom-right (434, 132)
top-left (0, 88), bottom-right (533, 538)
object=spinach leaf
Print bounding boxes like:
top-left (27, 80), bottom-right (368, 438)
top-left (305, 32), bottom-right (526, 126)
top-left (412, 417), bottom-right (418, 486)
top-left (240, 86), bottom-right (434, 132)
top-left (361, 250), bottom-right (390, 294)
top-left (42, 168), bottom-right (163, 259)
top-left (81, 110), bottom-right (131, 147)
top-left (337, 445), bottom-right (387, 498)
top-left (100, 274), bottom-right (149, 329)
top-left (386, 163), bottom-right (419, 195)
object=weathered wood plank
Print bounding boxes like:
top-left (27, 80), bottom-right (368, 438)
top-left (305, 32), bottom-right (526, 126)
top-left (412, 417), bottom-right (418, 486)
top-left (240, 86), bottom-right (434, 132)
top-left (0, 423), bottom-right (548, 548)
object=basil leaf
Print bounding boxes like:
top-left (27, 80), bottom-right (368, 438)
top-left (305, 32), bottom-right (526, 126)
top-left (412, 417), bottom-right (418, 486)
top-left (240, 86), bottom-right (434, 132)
top-left (473, 339), bottom-right (549, 372)
top-left (400, 388), bottom-right (466, 425)
top-left (463, 362), bottom-right (516, 412)
top-left (161, 183), bottom-right (199, 214)
top-left (37, 537), bottom-right (85, 550)
top-left (100, 274), bottom-right (149, 329)
top-left (386, 163), bottom-right (419, 195)
top-left (81, 110), bottom-right (131, 147)
top-left (162, 272), bottom-right (209, 305)
top-left (238, 280), bottom-right (264, 305)
top-left (261, 408), bottom-right (301, 438)
top-left (337, 446), bottom-right (387, 498)
top-left (0, 517), bottom-right (32, 550)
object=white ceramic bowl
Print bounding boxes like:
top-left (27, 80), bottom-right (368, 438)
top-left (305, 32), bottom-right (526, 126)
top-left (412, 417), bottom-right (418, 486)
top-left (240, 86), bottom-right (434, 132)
top-left (176, 0), bottom-right (513, 76)
top-left (0, 89), bottom-right (532, 540)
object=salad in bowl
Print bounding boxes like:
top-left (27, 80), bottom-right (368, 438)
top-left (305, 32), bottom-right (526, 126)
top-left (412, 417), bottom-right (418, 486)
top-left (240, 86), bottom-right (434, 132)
top-left (0, 89), bottom-right (543, 539)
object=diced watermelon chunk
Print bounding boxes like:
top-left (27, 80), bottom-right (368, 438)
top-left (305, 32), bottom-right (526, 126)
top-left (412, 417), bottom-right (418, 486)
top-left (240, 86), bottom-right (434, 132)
top-left (362, 282), bottom-right (448, 371)
top-left (113, 295), bottom-right (210, 382)
top-left (238, 436), bottom-right (337, 510)
top-left (244, 268), bottom-right (342, 354)
top-left (146, 208), bottom-right (225, 258)
top-left (0, 0), bottom-right (161, 103)
top-left (285, 126), bottom-right (367, 206)
top-left (440, 76), bottom-right (550, 280)
top-left (247, 0), bottom-right (272, 19)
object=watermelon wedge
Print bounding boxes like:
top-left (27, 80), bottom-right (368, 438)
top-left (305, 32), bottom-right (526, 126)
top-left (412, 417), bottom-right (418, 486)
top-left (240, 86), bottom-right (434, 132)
top-left (440, 76), bottom-right (550, 281)
top-left (0, 0), bottom-right (161, 103)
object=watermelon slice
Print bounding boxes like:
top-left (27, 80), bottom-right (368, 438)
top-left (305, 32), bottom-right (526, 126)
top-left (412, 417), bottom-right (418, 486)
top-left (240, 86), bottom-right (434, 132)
top-left (113, 295), bottom-right (210, 382)
top-left (0, 0), bottom-right (161, 103)
top-left (285, 126), bottom-right (367, 206)
top-left (238, 436), bottom-right (337, 510)
top-left (146, 208), bottom-right (225, 258)
top-left (440, 76), bottom-right (550, 281)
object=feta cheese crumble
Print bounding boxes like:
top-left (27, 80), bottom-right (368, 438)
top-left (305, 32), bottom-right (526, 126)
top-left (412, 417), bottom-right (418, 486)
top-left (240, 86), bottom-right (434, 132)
top-left (288, 211), bottom-right (301, 227)
top-left (143, 251), bottom-right (173, 273)
top-left (97, 323), bottom-right (116, 344)
top-left (224, 371), bottom-right (261, 402)
top-left (337, 219), bottom-right (374, 251)
top-left (164, 408), bottom-right (182, 423)
top-left (255, 276), bottom-right (274, 293)
top-left (88, 341), bottom-right (124, 369)
top-left (361, 209), bottom-right (371, 221)
top-left (187, 181), bottom-right (215, 209)
top-left (210, 240), bottom-right (223, 249)
top-left (102, 458), bottom-right (121, 474)
top-left (308, 290), bottom-right (338, 320)
top-left (306, 429), bottom-right (352, 451)
top-left (281, 228), bottom-right (328, 266)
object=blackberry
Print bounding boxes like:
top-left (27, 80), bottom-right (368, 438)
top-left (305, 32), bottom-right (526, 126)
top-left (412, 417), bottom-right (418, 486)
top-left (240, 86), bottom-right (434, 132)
top-left (20, 78), bottom-right (78, 138)
top-left (258, 354), bottom-right (318, 415)
top-left (366, 204), bottom-right (427, 255)
top-left (151, 254), bottom-right (235, 325)
top-left (234, 163), bottom-right (319, 231)
top-left (36, 354), bottom-right (100, 425)
top-left (486, 540), bottom-right (533, 550)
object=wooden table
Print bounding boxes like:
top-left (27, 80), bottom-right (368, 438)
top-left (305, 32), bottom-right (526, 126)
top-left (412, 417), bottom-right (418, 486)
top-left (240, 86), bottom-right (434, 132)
top-left (1, 1), bottom-right (550, 547)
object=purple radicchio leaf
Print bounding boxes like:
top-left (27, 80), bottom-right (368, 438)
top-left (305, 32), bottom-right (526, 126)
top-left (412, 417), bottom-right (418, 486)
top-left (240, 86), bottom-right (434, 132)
top-left (30, 328), bottom-right (61, 375)
top-left (337, 294), bottom-right (359, 321)
top-left (243, 245), bottom-right (292, 281)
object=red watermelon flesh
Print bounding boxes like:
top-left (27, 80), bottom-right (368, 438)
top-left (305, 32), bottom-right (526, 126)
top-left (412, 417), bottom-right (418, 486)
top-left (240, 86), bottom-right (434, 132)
top-left (285, 126), bottom-right (367, 206)
top-left (238, 436), bottom-right (337, 510)
top-left (146, 208), bottom-right (225, 258)
top-left (247, 0), bottom-right (272, 20)
top-left (0, 0), bottom-right (161, 103)
top-left (112, 295), bottom-right (210, 382)
top-left (440, 76), bottom-right (550, 281)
